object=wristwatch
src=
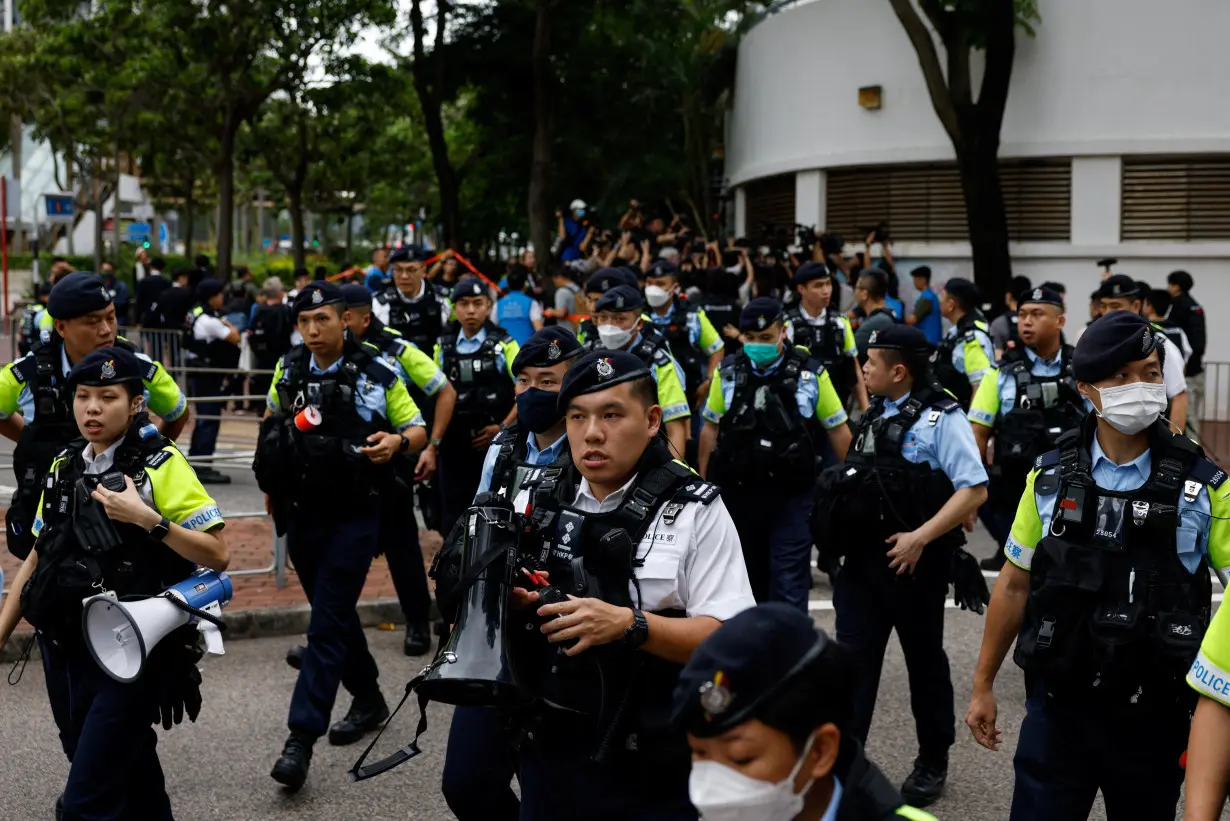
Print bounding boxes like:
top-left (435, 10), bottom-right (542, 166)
top-left (624, 608), bottom-right (649, 649)
top-left (148, 516), bottom-right (171, 542)
top-left (428, 437), bottom-right (444, 448)
top-left (398, 434), bottom-right (412, 453)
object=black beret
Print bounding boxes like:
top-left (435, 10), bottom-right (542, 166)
top-left (67, 345), bottom-right (143, 387)
top-left (1073, 311), bottom-right (1162, 383)
top-left (739, 297), bottom-right (784, 331)
top-left (451, 277), bottom-right (489, 301)
top-left (557, 350), bottom-right (651, 410)
top-left (1097, 274), bottom-right (1141, 300)
top-left (341, 283), bottom-right (373, 308)
top-left (389, 246), bottom-right (429, 264)
top-left (793, 261), bottom-right (831, 285)
top-left (292, 281), bottom-right (345, 317)
top-left (585, 268), bottom-right (638, 295)
top-left (671, 603), bottom-right (833, 739)
top-left (1018, 286), bottom-right (1064, 310)
top-left (196, 278), bottom-right (224, 300)
top-left (646, 259), bottom-right (679, 279)
top-left (942, 277), bottom-right (980, 304)
top-left (866, 324), bottom-right (930, 353)
top-left (512, 327), bottom-right (583, 373)
top-left (48, 272), bottom-right (111, 320)
top-left (594, 285), bottom-right (645, 314)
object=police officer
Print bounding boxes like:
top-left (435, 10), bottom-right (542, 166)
top-left (699, 298), bottom-right (852, 611)
top-left (784, 261), bottom-right (870, 411)
top-left (813, 325), bottom-right (988, 807)
top-left (438, 326), bottom-right (584, 821)
top-left (932, 277), bottom-right (994, 410)
top-left (248, 278), bottom-right (295, 409)
top-left (1166, 269), bottom-right (1206, 438)
top-left (968, 286), bottom-right (1087, 571)
top-left (18, 280), bottom-right (51, 355)
top-left (0, 346), bottom-right (229, 820)
top-left (965, 311), bottom-right (1229, 821)
top-left (672, 603), bottom-right (939, 821)
top-left (591, 284), bottom-right (691, 457)
top-left (434, 276), bottom-right (521, 534)
top-left (988, 275), bottom-right (1032, 358)
top-left (0, 271), bottom-right (190, 561)
top-left (185, 278), bottom-right (241, 484)
top-left (373, 245), bottom-right (453, 353)
top-left (509, 349), bottom-right (755, 820)
top-left (258, 281), bottom-right (428, 790)
top-left (1183, 571), bottom-right (1230, 821)
top-left (644, 259), bottom-right (725, 410)
top-left (578, 267), bottom-right (640, 351)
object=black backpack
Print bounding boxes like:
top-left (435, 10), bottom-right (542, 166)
top-left (249, 304), bottom-right (292, 360)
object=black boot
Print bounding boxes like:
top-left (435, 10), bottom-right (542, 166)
top-left (404, 622), bottom-right (431, 656)
top-left (286, 644), bottom-right (306, 670)
top-left (979, 552), bottom-right (1006, 571)
top-left (195, 466), bottom-right (232, 485)
top-left (271, 733), bottom-right (314, 791)
top-left (901, 754), bottom-right (948, 807)
top-left (55, 793), bottom-right (64, 821)
top-left (328, 694), bottom-right (390, 746)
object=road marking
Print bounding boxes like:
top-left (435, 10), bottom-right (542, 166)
top-left (808, 592), bottom-right (1225, 612)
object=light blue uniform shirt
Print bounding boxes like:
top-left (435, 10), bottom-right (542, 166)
top-left (476, 433), bottom-right (570, 498)
top-left (820, 777), bottom-right (843, 821)
top-left (649, 303), bottom-right (723, 356)
top-left (946, 323), bottom-right (996, 384)
top-left (705, 352), bottom-right (848, 430)
top-left (442, 326), bottom-right (509, 375)
top-left (1004, 435), bottom-right (1212, 574)
top-left (270, 352), bottom-right (421, 429)
top-left (876, 391), bottom-right (988, 490)
top-left (15, 347), bottom-right (187, 423)
top-left (968, 346), bottom-right (1092, 427)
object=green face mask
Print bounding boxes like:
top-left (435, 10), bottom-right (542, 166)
top-left (743, 341), bottom-right (782, 367)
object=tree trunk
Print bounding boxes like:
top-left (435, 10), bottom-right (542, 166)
top-left (410, 0), bottom-right (460, 249)
top-left (290, 188), bottom-right (306, 272)
top-left (112, 136), bottom-right (123, 266)
top-left (183, 169), bottom-right (196, 258)
top-left (92, 157), bottom-right (103, 271)
top-left (216, 109), bottom-right (238, 280)
top-left (956, 135), bottom-right (1012, 309)
top-left (527, 0), bottom-right (556, 278)
top-left (345, 209), bottom-right (354, 258)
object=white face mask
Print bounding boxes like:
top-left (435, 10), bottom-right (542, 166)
top-left (688, 733), bottom-right (816, 821)
top-left (1090, 381), bottom-right (1167, 434)
top-left (597, 323), bottom-right (633, 350)
top-left (645, 285), bottom-right (672, 308)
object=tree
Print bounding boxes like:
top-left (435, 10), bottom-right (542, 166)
top-left (888, 0), bottom-right (1040, 304)
top-left (526, 0), bottom-right (559, 276)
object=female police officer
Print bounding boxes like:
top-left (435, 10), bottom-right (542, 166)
top-left (0, 345), bottom-right (229, 821)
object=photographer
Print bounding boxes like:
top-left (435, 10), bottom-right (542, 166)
top-left (557, 200), bottom-right (596, 263)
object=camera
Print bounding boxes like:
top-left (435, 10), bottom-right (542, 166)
top-left (819, 232), bottom-right (845, 259)
top-left (862, 221), bottom-right (890, 244)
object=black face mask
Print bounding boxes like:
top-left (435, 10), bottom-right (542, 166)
top-left (515, 387), bottom-right (563, 434)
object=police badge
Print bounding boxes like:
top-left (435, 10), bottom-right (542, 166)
top-left (757, 315), bottom-right (767, 330)
top-left (100, 359), bottom-right (116, 380)
top-left (312, 289), bottom-right (323, 305)
top-left (548, 341), bottom-right (561, 360)
top-left (699, 671), bottom-right (733, 719)
top-left (597, 358), bottom-right (614, 380)
top-left (868, 330), bottom-right (878, 345)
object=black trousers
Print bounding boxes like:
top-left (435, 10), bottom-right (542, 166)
top-left (438, 437), bottom-right (488, 537)
top-left (442, 706), bottom-right (520, 821)
top-left (382, 475), bottom-right (432, 625)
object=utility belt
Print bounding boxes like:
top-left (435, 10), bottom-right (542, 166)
top-left (710, 428), bottom-right (817, 490)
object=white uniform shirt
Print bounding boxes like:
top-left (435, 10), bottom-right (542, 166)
top-left (192, 313), bottom-right (231, 343)
top-left (1160, 335), bottom-right (1187, 399)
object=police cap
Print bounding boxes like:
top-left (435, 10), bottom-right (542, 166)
top-left (48, 272), bottom-right (112, 320)
top-left (292, 281), bottom-right (345, 317)
top-left (593, 285), bottom-right (645, 314)
top-left (341, 283), bottom-right (373, 308)
top-left (671, 603), bottom-right (851, 739)
top-left (1097, 274), bottom-right (1142, 300)
top-left (511, 327), bottom-right (583, 373)
top-left (67, 345), bottom-right (143, 388)
top-left (739, 297), bottom-right (784, 331)
top-left (196, 278), bottom-right (224, 301)
top-left (585, 267), bottom-right (638, 295)
top-left (865, 324), bottom-right (930, 353)
top-left (1018, 286), bottom-right (1064, 310)
top-left (793, 261), bottom-right (831, 286)
top-left (451, 277), bottom-right (488, 302)
top-left (1073, 311), bottom-right (1163, 383)
top-left (646, 259), bottom-right (679, 280)
top-left (556, 350), bottom-right (651, 410)
top-left (389, 246), bottom-right (429, 264)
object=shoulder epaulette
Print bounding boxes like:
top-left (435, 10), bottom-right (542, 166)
top-left (1189, 457), bottom-right (1227, 489)
top-left (146, 449), bottom-right (174, 469)
top-left (651, 347), bottom-right (672, 367)
top-left (933, 397), bottom-right (960, 413)
top-left (11, 355), bottom-right (36, 383)
top-left (132, 351), bottom-right (159, 381)
top-left (676, 478), bottom-right (720, 506)
top-left (360, 355), bottom-right (398, 389)
top-left (1034, 449), bottom-right (1061, 470)
top-left (719, 353), bottom-right (740, 370)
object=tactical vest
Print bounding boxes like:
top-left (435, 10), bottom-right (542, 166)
top-left (378, 284), bottom-right (443, 353)
top-left (989, 344), bottom-right (1087, 510)
top-left (185, 305), bottom-right (234, 366)
top-left (439, 322), bottom-right (516, 433)
top-left (578, 318), bottom-right (601, 353)
top-left (627, 325), bottom-right (676, 375)
top-left (19, 420), bottom-right (193, 645)
top-left (834, 738), bottom-right (938, 821)
top-left (784, 304), bottom-right (857, 399)
top-left (1152, 321), bottom-right (1186, 361)
top-left (489, 423), bottom-right (575, 503)
top-left (932, 314), bottom-right (991, 410)
top-left (813, 383), bottom-right (962, 578)
top-left (361, 319), bottom-right (438, 427)
top-left (1014, 420), bottom-right (1216, 705)
top-left (709, 347), bottom-right (821, 490)
top-left (653, 297), bottom-right (705, 391)
top-left (18, 305), bottom-right (44, 356)
top-left (248, 302), bottom-right (293, 362)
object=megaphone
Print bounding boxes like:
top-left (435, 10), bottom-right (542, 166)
top-left (82, 568), bottom-right (232, 683)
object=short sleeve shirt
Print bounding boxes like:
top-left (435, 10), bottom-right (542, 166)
top-left (873, 392), bottom-right (988, 491)
top-left (266, 351), bottom-right (425, 431)
top-left (704, 351), bottom-right (848, 430)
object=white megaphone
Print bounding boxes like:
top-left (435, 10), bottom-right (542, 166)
top-left (82, 568), bottom-right (233, 683)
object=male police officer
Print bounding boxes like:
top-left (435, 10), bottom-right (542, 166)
top-left (510, 349), bottom-right (755, 820)
top-left (258, 281), bottom-right (427, 791)
top-left (699, 298), bottom-right (851, 612)
top-left (185, 278), bottom-right (241, 484)
top-left (813, 325), bottom-right (988, 807)
top-left (673, 604), bottom-right (939, 821)
top-left (439, 326), bottom-right (584, 821)
top-left (18, 281), bottom-right (51, 355)
top-left (965, 311), bottom-right (1229, 821)
top-left (1167, 269), bottom-right (1206, 438)
top-left (784, 262), bottom-right (869, 411)
top-left (932, 277), bottom-right (994, 410)
top-left (591, 284), bottom-right (691, 457)
top-left (0, 271), bottom-right (189, 561)
top-left (1183, 569), bottom-right (1230, 821)
top-left (373, 246), bottom-right (453, 353)
top-left (644, 259), bottom-right (725, 409)
top-left (968, 287), bottom-right (1087, 571)
top-left (578, 267), bottom-right (639, 351)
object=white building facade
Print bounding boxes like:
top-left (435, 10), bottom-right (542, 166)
top-left (726, 0), bottom-right (1230, 360)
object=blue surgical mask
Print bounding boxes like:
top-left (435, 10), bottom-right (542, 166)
top-left (743, 342), bottom-right (782, 367)
top-left (515, 387), bottom-right (563, 434)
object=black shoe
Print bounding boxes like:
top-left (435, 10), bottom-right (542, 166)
top-left (55, 793), bottom-right (64, 821)
top-left (271, 734), bottom-right (314, 791)
top-left (980, 553), bottom-right (1006, 571)
top-left (901, 757), bottom-right (948, 808)
top-left (195, 466), bottom-right (232, 485)
top-left (404, 623), bottom-right (431, 656)
top-left (327, 695), bottom-right (390, 746)
top-left (286, 644), bottom-right (306, 670)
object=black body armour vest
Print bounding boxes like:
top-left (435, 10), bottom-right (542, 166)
top-left (626, 325), bottom-right (676, 374)
top-left (710, 347), bottom-right (822, 490)
top-left (19, 420), bottom-right (193, 645)
top-left (364, 318), bottom-right (437, 424)
top-left (1014, 419), bottom-right (1219, 706)
top-left (378, 284), bottom-right (443, 354)
top-left (439, 321), bottom-right (516, 435)
top-left (652, 297), bottom-right (705, 391)
top-left (18, 306), bottom-right (42, 356)
top-left (784, 304), bottom-right (857, 399)
top-left (248, 302), bottom-right (293, 362)
top-left (989, 344), bottom-right (1088, 510)
top-left (185, 305), bottom-right (236, 367)
top-left (488, 423), bottom-right (575, 503)
top-left (932, 314), bottom-right (990, 410)
top-left (813, 383), bottom-right (962, 578)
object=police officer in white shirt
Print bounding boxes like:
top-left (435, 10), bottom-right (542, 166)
top-left (186, 279), bottom-right (241, 482)
top-left (510, 348), bottom-right (756, 821)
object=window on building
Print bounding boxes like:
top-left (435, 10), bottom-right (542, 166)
top-left (743, 174), bottom-right (796, 242)
top-left (1122, 156), bottom-right (1230, 241)
top-left (825, 159), bottom-right (1071, 243)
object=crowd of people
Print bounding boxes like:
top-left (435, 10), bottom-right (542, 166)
top-left (2, 199), bottom-right (1230, 821)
